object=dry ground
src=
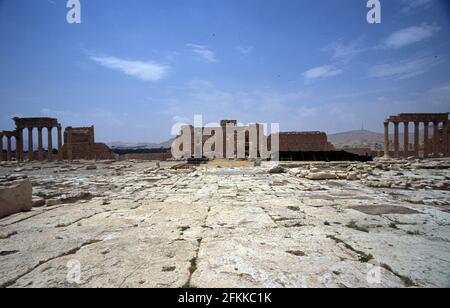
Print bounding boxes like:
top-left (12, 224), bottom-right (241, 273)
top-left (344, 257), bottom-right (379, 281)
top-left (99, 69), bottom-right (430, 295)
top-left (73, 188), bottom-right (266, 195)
top-left (0, 158), bottom-right (449, 288)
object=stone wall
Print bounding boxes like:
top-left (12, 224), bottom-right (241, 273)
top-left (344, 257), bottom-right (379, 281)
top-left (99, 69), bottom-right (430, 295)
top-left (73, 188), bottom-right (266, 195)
top-left (62, 126), bottom-right (112, 160)
top-left (118, 152), bottom-right (173, 161)
top-left (276, 132), bottom-right (333, 152)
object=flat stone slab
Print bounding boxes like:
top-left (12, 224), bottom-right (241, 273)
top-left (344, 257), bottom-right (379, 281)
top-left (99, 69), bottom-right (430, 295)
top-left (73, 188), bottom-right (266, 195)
top-left (349, 205), bottom-right (421, 215)
top-left (0, 180), bottom-right (32, 219)
top-left (0, 159), bottom-right (449, 288)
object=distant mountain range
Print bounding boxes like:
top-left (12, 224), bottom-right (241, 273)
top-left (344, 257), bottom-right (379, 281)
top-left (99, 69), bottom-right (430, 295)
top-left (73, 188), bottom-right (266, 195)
top-left (329, 129), bottom-right (425, 149)
top-left (328, 130), bottom-right (384, 149)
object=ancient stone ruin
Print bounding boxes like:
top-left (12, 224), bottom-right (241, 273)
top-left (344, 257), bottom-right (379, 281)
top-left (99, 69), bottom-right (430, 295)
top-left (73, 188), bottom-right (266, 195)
top-left (0, 117), bottom-right (112, 162)
top-left (62, 126), bottom-right (113, 160)
top-left (384, 113), bottom-right (449, 158)
top-left (174, 119), bottom-right (368, 161)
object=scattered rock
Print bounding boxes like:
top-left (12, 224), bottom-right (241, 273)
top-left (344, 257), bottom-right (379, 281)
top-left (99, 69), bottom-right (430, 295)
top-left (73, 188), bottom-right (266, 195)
top-left (32, 196), bottom-right (46, 208)
top-left (306, 172), bottom-right (338, 180)
top-left (268, 165), bottom-right (286, 174)
top-left (0, 179), bottom-right (33, 218)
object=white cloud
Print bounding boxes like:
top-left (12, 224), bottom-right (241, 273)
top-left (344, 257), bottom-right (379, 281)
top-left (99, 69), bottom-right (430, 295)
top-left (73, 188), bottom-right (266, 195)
top-left (186, 44), bottom-right (217, 63)
top-left (401, 0), bottom-right (434, 13)
top-left (89, 55), bottom-right (170, 81)
top-left (302, 65), bottom-right (343, 82)
top-left (324, 39), bottom-right (366, 61)
top-left (425, 83), bottom-right (450, 106)
top-left (41, 108), bottom-right (71, 117)
top-left (368, 55), bottom-right (440, 80)
top-left (236, 46), bottom-right (254, 56)
top-left (384, 24), bottom-right (440, 49)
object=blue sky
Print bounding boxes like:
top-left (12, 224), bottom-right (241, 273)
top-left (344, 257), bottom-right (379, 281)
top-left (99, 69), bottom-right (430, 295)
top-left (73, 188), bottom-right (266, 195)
top-left (0, 0), bottom-right (449, 143)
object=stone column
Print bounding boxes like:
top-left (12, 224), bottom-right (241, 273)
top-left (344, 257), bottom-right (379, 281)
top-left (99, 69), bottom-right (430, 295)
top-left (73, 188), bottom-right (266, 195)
top-left (67, 128), bottom-right (73, 161)
top-left (403, 122), bottom-right (409, 157)
top-left (28, 127), bottom-right (34, 161)
top-left (384, 121), bottom-right (390, 158)
top-left (394, 122), bottom-right (400, 158)
top-left (57, 126), bottom-right (63, 161)
top-left (47, 127), bottom-right (53, 161)
top-left (414, 122), bottom-right (420, 157)
top-left (17, 129), bottom-right (23, 161)
top-left (7, 136), bottom-right (12, 161)
top-left (423, 122), bottom-right (430, 158)
top-left (38, 128), bottom-right (44, 161)
top-left (0, 135), bottom-right (3, 162)
top-left (444, 121), bottom-right (449, 157)
top-left (433, 121), bottom-right (439, 157)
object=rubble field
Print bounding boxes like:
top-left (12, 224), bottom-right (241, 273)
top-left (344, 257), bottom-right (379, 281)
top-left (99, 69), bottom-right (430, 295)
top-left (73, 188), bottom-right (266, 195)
top-left (0, 158), bottom-right (449, 288)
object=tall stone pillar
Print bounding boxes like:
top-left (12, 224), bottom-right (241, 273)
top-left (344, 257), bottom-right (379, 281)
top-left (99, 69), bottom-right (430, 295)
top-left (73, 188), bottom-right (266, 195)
top-left (394, 122), bottom-right (400, 158)
top-left (47, 127), bottom-right (53, 161)
top-left (433, 121), bottom-right (439, 157)
top-left (67, 128), bottom-right (73, 161)
top-left (7, 136), bottom-right (12, 161)
top-left (414, 122), bottom-right (420, 157)
top-left (444, 121), bottom-right (449, 157)
top-left (222, 126), bottom-right (227, 159)
top-left (38, 127), bottom-right (44, 161)
top-left (57, 126), bottom-right (63, 161)
top-left (423, 122), bottom-right (430, 158)
top-left (0, 135), bottom-right (3, 162)
top-left (28, 127), bottom-right (34, 161)
top-left (17, 129), bottom-right (23, 161)
top-left (384, 121), bottom-right (390, 158)
top-left (403, 122), bottom-right (409, 157)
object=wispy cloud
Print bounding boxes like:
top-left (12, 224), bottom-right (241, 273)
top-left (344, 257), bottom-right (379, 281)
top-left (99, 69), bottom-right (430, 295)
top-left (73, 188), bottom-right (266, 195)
top-left (89, 55), bottom-right (170, 81)
top-left (186, 44), bottom-right (217, 63)
top-left (384, 23), bottom-right (440, 49)
top-left (324, 38), bottom-right (366, 61)
top-left (401, 0), bottom-right (434, 13)
top-left (41, 108), bottom-right (71, 117)
top-left (368, 55), bottom-right (440, 80)
top-left (302, 65), bottom-right (343, 82)
top-left (236, 46), bottom-right (254, 57)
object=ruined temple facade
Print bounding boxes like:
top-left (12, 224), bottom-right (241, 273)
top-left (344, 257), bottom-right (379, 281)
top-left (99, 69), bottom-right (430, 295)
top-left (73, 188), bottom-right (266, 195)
top-left (0, 118), bottom-right (62, 162)
top-left (177, 120), bottom-right (264, 159)
top-left (175, 119), bottom-right (332, 159)
top-left (274, 132), bottom-right (334, 152)
top-left (62, 126), bottom-right (112, 160)
top-left (384, 113), bottom-right (449, 158)
top-left (1, 118), bottom-right (111, 162)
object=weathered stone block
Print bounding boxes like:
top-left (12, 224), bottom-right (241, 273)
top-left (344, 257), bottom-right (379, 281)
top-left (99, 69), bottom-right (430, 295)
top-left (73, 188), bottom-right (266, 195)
top-left (0, 180), bottom-right (32, 219)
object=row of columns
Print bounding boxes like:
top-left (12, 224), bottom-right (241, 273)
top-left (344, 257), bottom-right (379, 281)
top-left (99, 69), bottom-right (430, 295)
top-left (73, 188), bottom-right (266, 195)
top-left (0, 126), bottom-right (63, 162)
top-left (384, 120), bottom-right (448, 158)
top-left (0, 135), bottom-right (14, 161)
